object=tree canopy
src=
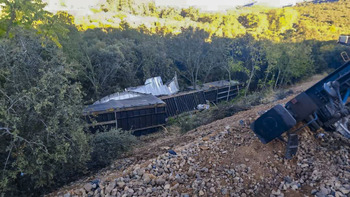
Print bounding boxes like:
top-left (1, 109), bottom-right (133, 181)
top-left (72, 0), bottom-right (350, 42)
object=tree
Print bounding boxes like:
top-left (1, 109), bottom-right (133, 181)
top-left (229, 34), bottom-right (265, 96)
top-left (204, 37), bottom-right (232, 83)
top-left (263, 41), bottom-right (314, 88)
top-left (82, 39), bottom-right (125, 99)
top-left (0, 1), bottom-right (72, 48)
top-left (36, 11), bottom-right (72, 47)
top-left (167, 28), bottom-right (210, 89)
top-left (0, 29), bottom-right (90, 195)
top-left (284, 43), bottom-right (314, 84)
top-left (263, 41), bottom-right (283, 88)
top-left (0, 0), bottom-right (48, 37)
top-left (135, 35), bottom-right (173, 81)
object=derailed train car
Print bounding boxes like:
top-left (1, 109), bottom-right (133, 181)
top-left (84, 77), bottom-right (242, 134)
top-left (84, 92), bottom-right (167, 135)
top-left (251, 35), bottom-right (350, 158)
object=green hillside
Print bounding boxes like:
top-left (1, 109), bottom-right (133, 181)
top-left (1, 0), bottom-right (350, 196)
top-left (72, 0), bottom-right (350, 41)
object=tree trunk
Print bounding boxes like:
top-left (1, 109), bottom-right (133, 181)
top-left (274, 68), bottom-right (281, 89)
top-left (191, 71), bottom-right (196, 90)
top-left (245, 66), bottom-right (255, 97)
top-left (280, 73), bottom-right (285, 87)
top-left (226, 68), bottom-right (231, 101)
top-left (263, 69), bottom-right (270, 88)
top-left (194, 64), bottom-right (201, 90)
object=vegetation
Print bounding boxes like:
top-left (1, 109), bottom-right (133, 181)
top-left (169, 102), bottom-right (251, 133)
top-left (0, 0), bottom-right (350, 195)
top-left (89, 129), bottom-right (137, 168)
top-left (76, 0), bottom-right (350, 42)
top-left (59, 28), bottom-right (347, 103)
top-left (169, 87), bottom-right (295, 133)
top-left (0, 29), bottom-right (90, 195)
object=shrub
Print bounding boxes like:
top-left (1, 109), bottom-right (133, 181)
top-left (178, 114), bottom-right (202, 133)
top-left (211, 103), bottom-right (250, 120)
top-left (274, 89), bottom-right (294, 100)
top-left (171, 102), bottom-right (251, 133)
top-left (89, 128), bottom-right (137, 168)
top-left (241, 91), bottom-right (267, 106)
top-left (0, 30), bottom-right (90, 195)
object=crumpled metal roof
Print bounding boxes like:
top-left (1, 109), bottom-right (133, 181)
top-left (84, 75), bottom-right (179, 114)
top-left (126, 75), bottom-right (179, 96)
top-left (84, 93), bottom-right (165, 114)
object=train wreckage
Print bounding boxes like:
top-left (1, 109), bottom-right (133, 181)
top-left (251, 35), bottom-right (350, 158)
top-left (84, 74), bottom-right (242, 134)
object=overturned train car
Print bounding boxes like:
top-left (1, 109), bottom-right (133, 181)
top-left (84, 93), bottom-right (167, 135)
top-left (251, 36), bottom-right (350, 158)
top-left (84, 81), bottom-right (242, 134)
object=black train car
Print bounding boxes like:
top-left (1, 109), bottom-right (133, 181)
top-left (160, 90), bottom-right (206, 117)
top-left (84, 80), bottom-right (243, 134)
top-left (84, 93), bottom-right (166, 135)
top-left (161, 81), bottom-right (242, 117)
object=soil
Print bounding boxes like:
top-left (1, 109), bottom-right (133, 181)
top-left (49, 74), bottom-right (350, 197)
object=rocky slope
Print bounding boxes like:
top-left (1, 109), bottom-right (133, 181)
top-left (51, 78), bottom-right (350, 197)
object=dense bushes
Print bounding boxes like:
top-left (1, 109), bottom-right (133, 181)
top-left (169, 101), bottom-right (250, 133)
top-left (0, 30), bottom-right (90, 195)
top-left (274, 89), bottom-right (294, 100)
top-left (89, 129), bottom-right (137, 168)
top-left (0, 30), bottom-right (138, 195)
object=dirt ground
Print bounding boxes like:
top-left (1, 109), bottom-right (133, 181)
top-left (50, 74), bottom-right (350, 197)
